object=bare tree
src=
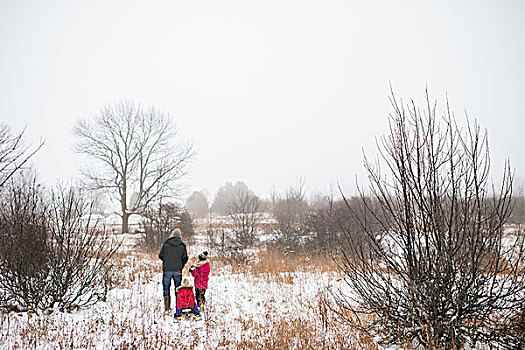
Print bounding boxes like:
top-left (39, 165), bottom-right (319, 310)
top-left (0, 124), bottom-right (43, 188)
top-left (336, 89), bottom-right (525, 349)
top-left (205, 183), bottom-right (261, 264)
top-left (272, 177), bottom-right (309, 246)
top-left (229, 185), bottom-right (261, 249)
top-left (46, 186), bottom-right (120, 310)
top-left (139, 202), bottom-right (194, 253)
top-left (305, 194), bottom-right (352, 251)
top-left (73, 101), bottom-right (195, 233)
top-left (185, 190), bottom-right (209, 218)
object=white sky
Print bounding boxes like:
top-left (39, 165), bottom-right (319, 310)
top-left (1, 0), bottom-right (524, 199)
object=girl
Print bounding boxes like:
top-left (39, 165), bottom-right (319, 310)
top-left (189, 251), bottom-right (211, 308)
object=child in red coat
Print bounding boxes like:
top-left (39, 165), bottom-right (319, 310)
top-left (175, 278), bottom-right (200, 321)
top-left (189, 251), bottom-right (211, 308)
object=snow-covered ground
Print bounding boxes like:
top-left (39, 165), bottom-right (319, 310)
top-left (0, 235), bottom-right (361, 350)
top-left (4, 223), bottom-right (519, 349)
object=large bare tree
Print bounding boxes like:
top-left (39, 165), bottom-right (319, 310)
top-left (73, 101), bottom-right (195, 233)
top-left (337, 89), bottom-right (525, 349)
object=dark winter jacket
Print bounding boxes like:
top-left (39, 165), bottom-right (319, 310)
top-left (158, 237), bottom-right (188, 272)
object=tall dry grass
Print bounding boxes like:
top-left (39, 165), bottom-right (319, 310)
top-left (199, 286), bottom-right (376, 350)
top-left (210, 247), bottom-right (339, 275)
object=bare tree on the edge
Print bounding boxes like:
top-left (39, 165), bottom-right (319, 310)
top-left (0, 124), bottom-right (44, 188)
top-left (73, 101), bottom-right (195, 233)
top-left (337, 89), bottom-right (525, 349)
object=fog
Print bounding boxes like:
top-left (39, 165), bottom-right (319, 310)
top-left (1, 0), bottom-right (524, 198)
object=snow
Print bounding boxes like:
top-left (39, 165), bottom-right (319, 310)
top-left (0, 235), bottom-right (354, 349)
top-left (0, 270), bottom-right (343, 349)
top-left (3, 224), bottom-right (515, 349)
top-left (82, 213), bottom-right (145, 232)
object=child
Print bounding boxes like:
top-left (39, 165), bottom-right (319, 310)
top-left (189, 251), bottom-right (211, 308)
top-left (174, 278), bottom-right (200, 321)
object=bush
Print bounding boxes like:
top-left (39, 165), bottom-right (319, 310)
top-left (337, 90), bottom-right (525, 349)
top-left (46, 186), bottom-right (120, 310)
top-left (0, 176), bottom-right (51, 311)
top-left (0, 175), bottom-right (120, 312)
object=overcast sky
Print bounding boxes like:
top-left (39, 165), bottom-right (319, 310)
top-left (1, 0), bottom-right (524, 200)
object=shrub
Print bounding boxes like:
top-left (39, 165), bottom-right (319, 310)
top-left (337, 89), bottom-right (525, 349)
top-left (0, 175), bottom-right (120, 312)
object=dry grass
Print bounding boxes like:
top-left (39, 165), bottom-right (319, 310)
top-left (199, 288), bottom-right (377, 350)
top-left (0, 263), bottom-right (371, 350)
top-left (210, 247), bottom-right (339, 276)
top-left (252, 248), bottom-right (338, 274)
top-left (0, 228), bottom-right (374, 350)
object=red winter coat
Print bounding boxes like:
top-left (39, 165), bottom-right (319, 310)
top-left (176, 286), bottom-right (195, 309)
top-left (191, 260), bottom-right (211, 290)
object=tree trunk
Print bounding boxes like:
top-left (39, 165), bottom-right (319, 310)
top-left (122, 212), bottom-right (129, 234)
top-left (121, 179), bottom-right (128, 233)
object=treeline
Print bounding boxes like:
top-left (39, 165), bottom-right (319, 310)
top-left (184, 178), bottom-right (525, 260)
top-left (184, 178), bottom-right (394, 267)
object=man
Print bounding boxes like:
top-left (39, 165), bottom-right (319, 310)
top-left (159, 228), bottom-right (188, 311)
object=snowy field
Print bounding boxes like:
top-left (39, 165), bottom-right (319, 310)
top-left (2, 224), bottom-right (521, 349)
top-left (0, 234), bottom-right (367, 350)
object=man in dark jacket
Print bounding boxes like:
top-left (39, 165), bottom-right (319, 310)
top-left (159, 228), bottom-right (188, 311)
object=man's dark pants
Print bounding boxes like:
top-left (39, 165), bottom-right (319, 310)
top-left (163, 271), bottom-right (182, 309)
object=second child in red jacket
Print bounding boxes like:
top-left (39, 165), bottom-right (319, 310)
top-left (189, 251), bottom-right (211, 308)
top-left (175, 278), bottom-right (200, 321)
